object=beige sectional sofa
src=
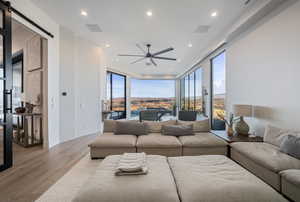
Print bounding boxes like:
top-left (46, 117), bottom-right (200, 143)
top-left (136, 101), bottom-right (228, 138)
top-left (231, 125), bottom-right (300, 193)
top-left (280, 169), bottom-right (300, 202)
top-left (89, 119), bottom-right (228, 158)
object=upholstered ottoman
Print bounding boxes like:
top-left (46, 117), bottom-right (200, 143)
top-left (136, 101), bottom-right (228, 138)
top-left (168, 155), bottom-right (287, 202)
top-left (178, 132), bottom-right (228, 156)
top-left (89, 133), bottom-right (137, 158)
top-left (73, 155), bottom-right (180, 202)
top-left (136, 133), bottom-right (182, 157)
top-left (280, 169), bottom-right (300, 202)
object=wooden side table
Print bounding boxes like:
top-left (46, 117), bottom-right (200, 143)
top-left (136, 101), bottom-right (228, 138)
top-left (211, 130), bottom-right (263, 157)
top-left (13, 113), bottom-right (43, 147)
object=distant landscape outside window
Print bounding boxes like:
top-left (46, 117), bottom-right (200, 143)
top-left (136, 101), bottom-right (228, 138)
top-left (106, 72), bottom-right (126, 120)
top-left (212, 52), bottom-right (226, 128)
top-left (195, 68), bottom-right (203, 112)
top-left (180, 68), bottom-right (203, 115)
top-left (130, 79), bottom-right (175, 118)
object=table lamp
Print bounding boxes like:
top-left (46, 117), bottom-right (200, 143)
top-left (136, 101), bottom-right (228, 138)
top-left (233, 104), bottom-right (253, 136)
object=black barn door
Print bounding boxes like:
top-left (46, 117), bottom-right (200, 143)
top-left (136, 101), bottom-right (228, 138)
top-left (0, 0), bottom-right (13, 171)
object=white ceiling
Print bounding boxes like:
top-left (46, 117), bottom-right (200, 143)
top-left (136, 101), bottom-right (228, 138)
top-left (30, 0), bottom-right (264, 77)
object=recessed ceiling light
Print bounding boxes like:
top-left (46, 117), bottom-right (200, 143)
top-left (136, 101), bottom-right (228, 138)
top-left (146, 10), bottom-right (153, 17)
top-left (105, 44), bottom-right (111, 48)
top-left (188, 43), bottom-right (193, 48)
top-left (211, 11), bottom-right (218, 17)
top-left (81, 10), bottom-right (88, 16)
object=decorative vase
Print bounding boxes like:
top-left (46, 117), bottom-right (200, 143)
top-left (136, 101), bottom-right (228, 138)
top-left (227, 126), bottom-right (234, 136)
top-left (235, 116), bottom-right (249, 136)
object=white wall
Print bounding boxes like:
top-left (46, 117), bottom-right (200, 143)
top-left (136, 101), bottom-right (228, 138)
top-left (59, 27), bottom-right (76, 142)
top-left (226, 1), bottom-right (300, 136)
top-left (11, 0), bottom-right (60, 148)
top-left (59, 27), bottom-right (106, 142)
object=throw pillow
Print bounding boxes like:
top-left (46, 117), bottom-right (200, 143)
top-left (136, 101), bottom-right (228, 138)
top-left (114, 121), bottom-right (148, 136)
top-left (280, 135), bottom-right (300, 160)
top-left (264, 125), bottom-right (300, 147)
top-left (177, 119), bottom-right (210, 132)
top-left (143, 120), bottom-right (177, 133)
top-left (162, 124), bottom-right (194, 136)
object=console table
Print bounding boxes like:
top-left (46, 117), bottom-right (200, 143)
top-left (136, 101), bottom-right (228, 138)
top-left (211, 130), bottom-right (263, 143)
top-left (13, 113), bottom-right (43, 147)
top-left (211, 130), bottom-right (263, 157)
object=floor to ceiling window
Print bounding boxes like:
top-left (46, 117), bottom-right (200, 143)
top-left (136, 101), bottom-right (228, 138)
top-left (106, 71), bottom-right (126, 120)
top-left (180, 68), bottom-right (203, 116)
top-left (195, 68), bottom-right (203, 112)
top-left (130, 79), bottom-right (175, 118)
top-left (211, 51), bottom-right (226, 130)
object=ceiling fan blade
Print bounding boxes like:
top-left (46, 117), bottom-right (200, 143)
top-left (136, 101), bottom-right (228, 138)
top-left (150, 58), bottom-right (157, 66)
top-left (152, 56), bottom-right (177, 61)
top-left (136, 44), bottom-right (147, 54)
top-left (152, 47), bottom-right (174, 56)
top-left (118, 54), bottom-right (145, 57)
top-left (131, 57), bottom-right (147, 64)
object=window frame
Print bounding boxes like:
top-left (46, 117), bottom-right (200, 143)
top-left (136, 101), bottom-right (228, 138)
top-left (106, 71), bottom-right (127, 119)
top-left (180, 67), bottom-right (203, 112)
top-left (210, 50), bottom-right (226, 129)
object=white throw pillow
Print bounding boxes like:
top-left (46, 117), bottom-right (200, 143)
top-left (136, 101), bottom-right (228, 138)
top-left (263, 125), bottom-right (300, 147)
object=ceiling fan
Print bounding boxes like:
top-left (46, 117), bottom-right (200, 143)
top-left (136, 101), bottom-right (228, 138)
top-left (118, 44), bottom-right (176, 66)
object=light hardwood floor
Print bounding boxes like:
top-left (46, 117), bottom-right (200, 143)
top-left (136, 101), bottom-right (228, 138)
top-left (0, 134), bottom-right (97, 202)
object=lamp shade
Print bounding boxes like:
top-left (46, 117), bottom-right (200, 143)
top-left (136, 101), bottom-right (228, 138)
top-left (233, 104), bottom-right (253, 117)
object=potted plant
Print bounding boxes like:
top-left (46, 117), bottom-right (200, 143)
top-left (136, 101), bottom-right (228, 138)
top-left (216, 112), bottom-right (236, 136)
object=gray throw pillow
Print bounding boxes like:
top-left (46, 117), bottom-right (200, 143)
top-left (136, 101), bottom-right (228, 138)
top-left (162, 124), bottom-right (194, 136)
top-left (114, 121), bottom-right (148, 136)
top-left (280, 135), bottom-right (300, 160)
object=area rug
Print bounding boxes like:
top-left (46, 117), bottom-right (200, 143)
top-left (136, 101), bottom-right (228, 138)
top-left (35, 155), bottom-right (102, 202)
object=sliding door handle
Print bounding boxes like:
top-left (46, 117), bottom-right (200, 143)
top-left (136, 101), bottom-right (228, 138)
top-left (4, 89), bottom-right (13, 113)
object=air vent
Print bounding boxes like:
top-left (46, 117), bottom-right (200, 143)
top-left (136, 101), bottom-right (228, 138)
top-left (194, 25), bottom-right (210, 34)
top-left (86, 24), bottom-right (102, 33)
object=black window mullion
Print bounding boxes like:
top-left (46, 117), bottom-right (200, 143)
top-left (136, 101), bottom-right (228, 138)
top-left (194, 71), bottom-right (196, 111)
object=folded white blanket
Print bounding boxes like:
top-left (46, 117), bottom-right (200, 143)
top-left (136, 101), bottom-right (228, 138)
top-left (115, 153), bottom-right (148, 176)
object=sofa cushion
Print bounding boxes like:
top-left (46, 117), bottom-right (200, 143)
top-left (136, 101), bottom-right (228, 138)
top-left (136, 133), bottom-right (182, 148)
top-left (73, 155), bottom-right (180, 202)
top-left (179, 133), bottom-right (227, 148)
top-left (231, 142), bottom-right (300, 172)
top-left (177, 119), bottom-right (210, 132)
top-left (89, 134), bottom-right (137, 148)
top-left (114, 121), bottom-right (148, 136)
top-left (162, 124), bottom-right (194, 136)
top-left (264, 125), bottom-right (300, 147)
top-left (103, 120), bottom-right (117, 132)
top-left (143, 120), bottom-right (177, 133)
top-left (280, 169), bottom-right (300, 187)
top-left (280, 169), bottom-right (300, 202)
top-left (168, 155), bottom-right (287, 202)
top-left (280, 135), bottom-right (300, 159)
